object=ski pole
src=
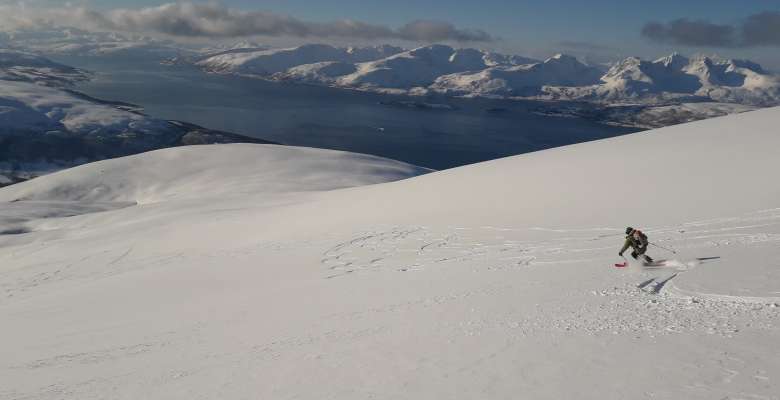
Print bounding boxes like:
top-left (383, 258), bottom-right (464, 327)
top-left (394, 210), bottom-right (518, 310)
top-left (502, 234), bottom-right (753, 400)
top-left (650, 242), bottom-right (677, 254)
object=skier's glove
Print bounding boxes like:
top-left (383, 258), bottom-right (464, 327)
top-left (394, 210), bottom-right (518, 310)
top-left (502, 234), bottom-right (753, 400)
top-left (618, 252), bottom-right (623, 257)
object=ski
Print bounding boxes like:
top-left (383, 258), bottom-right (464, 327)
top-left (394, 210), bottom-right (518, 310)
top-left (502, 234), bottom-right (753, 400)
top-left (643, 259), bottom-right (666, 267)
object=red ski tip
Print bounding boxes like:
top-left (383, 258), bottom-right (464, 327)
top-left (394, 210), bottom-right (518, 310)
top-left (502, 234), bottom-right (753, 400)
top-left (614, 262), bottom-right (628, 268)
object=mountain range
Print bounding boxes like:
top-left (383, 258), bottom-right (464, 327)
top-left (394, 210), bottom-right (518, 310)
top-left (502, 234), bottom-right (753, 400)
top-left (545, 53), bottom-right (780, 105)
top-left (4, 27), bottom-right (778, 107)
top-left (196, 44), bottom-right (780, 106)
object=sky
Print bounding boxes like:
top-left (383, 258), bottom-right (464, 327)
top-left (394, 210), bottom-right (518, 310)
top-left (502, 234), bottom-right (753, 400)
top-left (5, 0), bottom-right (780, 68)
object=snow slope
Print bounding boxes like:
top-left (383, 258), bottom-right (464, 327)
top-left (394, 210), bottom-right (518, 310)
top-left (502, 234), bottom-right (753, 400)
top-left (0, 144), bottom-right (429, 204)
top-left (1, 108), bottom-right (778, 399)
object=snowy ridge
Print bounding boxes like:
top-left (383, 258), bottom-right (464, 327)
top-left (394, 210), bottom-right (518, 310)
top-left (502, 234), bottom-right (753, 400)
top-left (0, 108), bottom-right (778, 398)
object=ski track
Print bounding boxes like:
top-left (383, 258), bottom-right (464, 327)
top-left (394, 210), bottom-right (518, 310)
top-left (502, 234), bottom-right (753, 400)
top-left (1, 207), bottom-right (779, 399)
top-left (3, 207), bottom-right (779, 318)
top-left (308, 209), bottom-right (780, 338)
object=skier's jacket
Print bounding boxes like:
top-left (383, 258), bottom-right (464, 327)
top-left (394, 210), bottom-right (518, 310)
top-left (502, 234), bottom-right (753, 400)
top-left (620, 230), bottom-right (648, 254)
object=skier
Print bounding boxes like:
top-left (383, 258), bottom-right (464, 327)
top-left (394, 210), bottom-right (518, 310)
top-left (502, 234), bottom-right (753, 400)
top-left (619, 227), bottom-right (653, 263)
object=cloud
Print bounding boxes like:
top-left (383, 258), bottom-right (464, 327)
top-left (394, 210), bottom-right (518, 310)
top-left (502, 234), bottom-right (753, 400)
top-left (742, 11), bottom-right (780, 46)
top-left (641, 11), bottom-right (780, 47)
top-left (0, 2), bottom-right (494, 43)
top-left (397, 20), bottom-right (494, 42)
top-left (641, 19), bottom-right (736, 47)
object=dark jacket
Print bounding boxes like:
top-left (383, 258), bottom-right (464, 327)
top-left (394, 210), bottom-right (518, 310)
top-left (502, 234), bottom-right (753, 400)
top-left (620, 230), bottom-right (648, 255)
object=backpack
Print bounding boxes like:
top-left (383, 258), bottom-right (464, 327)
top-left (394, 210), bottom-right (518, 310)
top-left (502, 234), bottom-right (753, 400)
top-left (633, 230), bottom-right (648, 245)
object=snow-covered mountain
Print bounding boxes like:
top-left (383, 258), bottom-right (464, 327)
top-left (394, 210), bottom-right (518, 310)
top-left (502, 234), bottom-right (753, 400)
top-left (198, 43), bottom-right (538, 91)
top-left (433, 53), bottom-right (780, 106)
top-left (160, 41), bottom-right (272, 66)
top-left (430, 53), bottom-right (603, 96)
top-left (206, 40), bottom-right (268, 53)
top-left (275, 61), bottom-right (359, 84)
top-left (197, 44), bottom-right (405, 76)
top-left (4, 26), bottom-right (778, 109)
top-left (197, 44), bottom-right (780, 108)
top-left (1, 108), bottom-right (778, 398)
top-left (0, 50), bottom-right (274, 186)
top-left (334, 45), bottom-right (537, 90)
top-left (549, 53), bottom-right (780, 105)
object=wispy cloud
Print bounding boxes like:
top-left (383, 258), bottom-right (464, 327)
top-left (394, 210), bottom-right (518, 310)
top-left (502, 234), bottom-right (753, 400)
top-left (397, 20), bottom-right (493, 42)
top-left (641, 11), bottom-right (780, 47)
top-left (0, 2), bottom-right (495, 43)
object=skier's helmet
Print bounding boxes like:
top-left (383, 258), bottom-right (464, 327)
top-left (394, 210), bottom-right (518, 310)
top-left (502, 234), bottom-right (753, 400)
top-left (625, 227), bottom-right (634, 235)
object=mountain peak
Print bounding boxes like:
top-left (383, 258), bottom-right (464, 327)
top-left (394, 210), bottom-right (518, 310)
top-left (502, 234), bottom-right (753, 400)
top-left (228, 40), bottom-right (265, 50)
top-left (613, 56), bottom-right (643, 67)
top-left (547, 53), bottom-right (578, 62)
top-left (688, 55), bottom-right (715, 66)
top-left (654, 53), bottom-right (689, 69)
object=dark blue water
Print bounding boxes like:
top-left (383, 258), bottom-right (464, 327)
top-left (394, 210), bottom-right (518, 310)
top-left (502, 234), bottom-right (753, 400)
top-left (54, 56), bottom-right (637, 170)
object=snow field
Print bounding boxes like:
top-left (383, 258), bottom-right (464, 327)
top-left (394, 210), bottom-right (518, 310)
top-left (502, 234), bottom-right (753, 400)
top-left (0, 108), bottom-right (778, 399)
